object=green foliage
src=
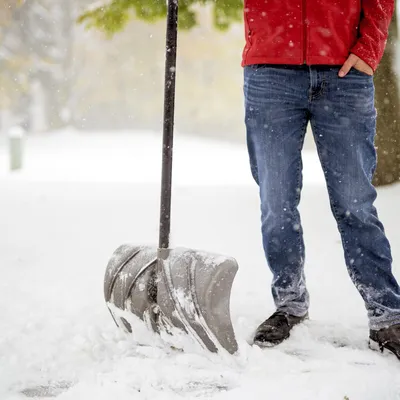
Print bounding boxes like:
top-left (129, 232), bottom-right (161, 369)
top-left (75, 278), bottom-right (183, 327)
top-left (78, 0), bottom-right (242, 35)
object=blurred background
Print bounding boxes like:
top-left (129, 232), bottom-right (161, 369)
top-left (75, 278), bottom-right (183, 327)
top-left (0, 1), bottom-right (246, 140)
top-left (0, 0), bottom-right (399, 182)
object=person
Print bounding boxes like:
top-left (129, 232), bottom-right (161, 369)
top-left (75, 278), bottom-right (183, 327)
top-left (242, 0), bottom-right (400, 359)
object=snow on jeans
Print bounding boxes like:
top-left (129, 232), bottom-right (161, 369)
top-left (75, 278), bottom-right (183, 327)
top-left (244, 64), bottom-right (400, 330)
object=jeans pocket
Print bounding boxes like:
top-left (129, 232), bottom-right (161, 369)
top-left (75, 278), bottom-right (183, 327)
top-left (350, 67), bottom-right (373, 77)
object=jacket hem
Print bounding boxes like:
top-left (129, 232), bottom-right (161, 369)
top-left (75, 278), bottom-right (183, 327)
top-left (242, 55), bottom-right (347, 68)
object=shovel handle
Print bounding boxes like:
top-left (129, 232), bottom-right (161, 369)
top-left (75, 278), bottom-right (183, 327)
top-left (159, 0), bottom-right (178, 250)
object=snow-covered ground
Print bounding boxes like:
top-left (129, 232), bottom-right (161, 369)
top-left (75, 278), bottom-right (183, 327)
top-left (0, 130), bottom-right (399, 400)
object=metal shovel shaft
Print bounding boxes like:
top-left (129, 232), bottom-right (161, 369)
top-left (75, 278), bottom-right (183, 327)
top-left (159, 0), bottom-right (178, 250)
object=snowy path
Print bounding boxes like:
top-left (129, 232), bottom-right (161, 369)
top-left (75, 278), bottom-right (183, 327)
top-left (1, 131), bottom-right (399, 399)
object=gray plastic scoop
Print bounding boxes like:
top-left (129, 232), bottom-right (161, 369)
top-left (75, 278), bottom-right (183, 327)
top-left (104, 246), bottom-right (238, 354)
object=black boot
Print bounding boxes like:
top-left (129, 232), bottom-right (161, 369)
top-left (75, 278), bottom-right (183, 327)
top-left (369, 324), bottom-right (400, 360)
top-left (253, 310), bottom-right (308, 347)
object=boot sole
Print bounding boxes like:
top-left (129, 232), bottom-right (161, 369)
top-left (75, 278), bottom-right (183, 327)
top-left (369, 339), bottom-right (400, 361)
top-left (253, 333), bottom-right (290, 348)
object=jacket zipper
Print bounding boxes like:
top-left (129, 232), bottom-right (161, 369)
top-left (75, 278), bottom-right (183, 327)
top-left (303, 0), bottom-right (307, 64)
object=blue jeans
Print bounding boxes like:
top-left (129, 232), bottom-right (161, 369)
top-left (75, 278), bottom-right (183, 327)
top-left (244, 64), bottom-right (400, 330)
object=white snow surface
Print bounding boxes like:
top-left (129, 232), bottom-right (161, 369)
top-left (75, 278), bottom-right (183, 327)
top-left (0, 130), bottom-right (399, 400)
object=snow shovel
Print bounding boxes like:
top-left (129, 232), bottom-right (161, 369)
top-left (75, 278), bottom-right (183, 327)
top-left (103, 0), bottom-right (239, 354)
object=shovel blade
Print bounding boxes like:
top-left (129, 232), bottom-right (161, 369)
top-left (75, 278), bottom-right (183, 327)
top-left (104, 245), bottom-right (238, 354)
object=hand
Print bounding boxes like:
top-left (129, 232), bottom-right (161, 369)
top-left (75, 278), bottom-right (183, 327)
top-left (338, 54), bottom-right (374, 77)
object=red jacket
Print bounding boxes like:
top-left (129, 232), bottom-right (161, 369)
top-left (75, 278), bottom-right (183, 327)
top-left (242, 0), bottom-right (394, 71)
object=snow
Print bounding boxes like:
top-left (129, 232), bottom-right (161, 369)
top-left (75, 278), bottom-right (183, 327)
top-left (0, 130), bottom-right (399, 400)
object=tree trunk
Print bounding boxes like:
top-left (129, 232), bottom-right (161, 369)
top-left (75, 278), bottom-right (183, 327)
top-left (373, 10), bottom-right (400, 186)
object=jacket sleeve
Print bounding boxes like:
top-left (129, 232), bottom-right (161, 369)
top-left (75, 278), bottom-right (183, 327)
top-left (350, 0), bottom-right (395, 71)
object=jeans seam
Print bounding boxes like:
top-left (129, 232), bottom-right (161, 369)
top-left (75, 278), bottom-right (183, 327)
top-left (294, 115), bottom-right (308, 262)
top-left (243, 66), bottom-right (258, 94)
